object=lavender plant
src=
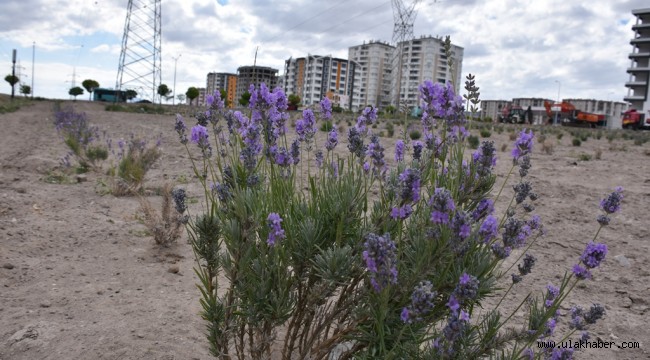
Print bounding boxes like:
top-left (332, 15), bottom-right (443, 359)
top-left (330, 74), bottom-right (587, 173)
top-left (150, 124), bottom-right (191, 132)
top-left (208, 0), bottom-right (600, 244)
top-left (177, 79), bottom-right (619, 359)
top-left (53, 105), bottom-right (108, 172)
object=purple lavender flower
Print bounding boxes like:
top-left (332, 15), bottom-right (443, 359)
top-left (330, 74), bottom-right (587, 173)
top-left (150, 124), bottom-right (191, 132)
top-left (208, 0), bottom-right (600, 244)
top-left (347, 127), bottom-right (366, 159)
top-left (491, 243), bottom-right (511, 259)
top-left (290, 138), bottom-right (301, 165)
top-left (362, 233), bottom-right (398, 292)
top-left (330, 160), bottom-right (339, 179)
top-left (272, 146), bottom-right (292, 167)
top-left (366, 135), bottom-right (385, 174)
top-left (454, 273), bottom-right (479, 303)
top-left (395, 140), bottom-right (405, 162)
top-left (191, 125), bottom-right (211, 157)
top-left (296, 109), bottom-right (316, 144)
top-left (550, 348), bottom-right (573, 360)
top-left (518, 254), bottom-right (536, 276)
top-left (545, 318), bottom-right (557, 336)
top-left (451, 211), bottom-right (472, 240)
top-left (596, 214), bottom-right (611, 226)
top-left (522, 348), bottom-right (534, 360)
top-left (502, 217), bottom-right (531, 249)
top-left (412, 140), bottom-right (424, 160)
top-left (584, 303), bottom-right (605, 324)
top-left (511, 129), bottom-right (534, 161)
top-left (471, 198), bottom-right (494, 221)
top-left (599, 187), bottom-right (623, 214)
top-left (325, 128), bottom-right (338, 151)
top-left (545, 284), bottom-right (559, 308)
top-left (424, 131), bottom-right (442, 155)
top-left (446, 295), bottom-right (460, 313)
top-left (171, 188), bottom-right (186, 214)
top-left (398, 168), bottom-right (421, 202)
top-left (174, 114), bottom-right (188, 144)
top-left (418, 80), bottom-right (465, 127)
top-left (479, 215), bottom-right (498, 243)
top-left (429, 188), bottom-right (456, 224)
top-left (320, 97), bottom-right (332, 120)
top-left (513, 181), bottom-right (532, 204)
top-left (315, 150), bottom-right (324, 168)
top-left (472, 140), bottom-right (497, 177)
top-left (572, 264), bottom-right (592, 280)
top-left (401, 280), bottom-right (436, 323)
top-left (390, 205), bottom-right (413, 220)
top-left (355, 106), bottom-right (378, 134)
top-left (267, 212), bottom-right (285, 246)
top-left (580, 241), bottom-right (607, 269)
top-left (362, 161), bottom-right (370, 174)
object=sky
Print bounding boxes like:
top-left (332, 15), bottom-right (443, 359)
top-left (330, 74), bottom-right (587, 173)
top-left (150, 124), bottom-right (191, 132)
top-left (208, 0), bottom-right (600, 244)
top-left (0, 0), bottom-right (647, 104)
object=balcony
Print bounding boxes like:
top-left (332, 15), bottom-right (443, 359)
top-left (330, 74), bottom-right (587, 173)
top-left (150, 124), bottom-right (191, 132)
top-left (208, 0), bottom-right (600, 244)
top-left (627, 66), bottom-right (650, 73)
top-left (631, 38), bottom-right (650, 45)
top-left (625, 80), bottom-right (648, 87)
top-left (623, 95), bottom-right (646, 102)
top-left (629, 52), bottom-right (650, 58)
top-left (632, 23), bottom-right (650, 31)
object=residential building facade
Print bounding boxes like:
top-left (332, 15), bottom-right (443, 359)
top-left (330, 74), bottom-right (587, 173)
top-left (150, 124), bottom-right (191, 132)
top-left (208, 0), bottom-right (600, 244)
top-left (236, 65), bottom-right (279, 102)
top-left (206, 72), bottom-right (238, 108)
top-left (391, 35), bottom-right (464, 109)
top-left (283, 55), bottom-right (361, 111)
top-left (348, 40), bottom-right (394, 109)
top-left (624, 7), bottom-right (650, 128)
top-left (480, 100), bottom-right (511, 122)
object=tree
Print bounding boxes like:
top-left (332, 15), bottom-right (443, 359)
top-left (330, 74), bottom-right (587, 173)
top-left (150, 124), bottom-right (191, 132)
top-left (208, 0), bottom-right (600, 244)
top-left (125, 89), bottom-right (138, 101)
top-left (157, 84), bottom-right (171, 104)
top-left (20, 84), bottom-right (31, 97)
top-left (288, 94), bottom-right (301, 110)
top-left (69, 86), bottom-right (84, 100)
top-left (220, 89), bottom-right (230, 108)
top-left (176, 94), bottom-right (185, 104)
top-left (82, 79), bottom-right (100, 101)
top-left (239, 91), bottom-right (251, 107)
top-left (186, 87), bottom-right (199, 106)
top-left (4, 75), bottom-right (19, 99)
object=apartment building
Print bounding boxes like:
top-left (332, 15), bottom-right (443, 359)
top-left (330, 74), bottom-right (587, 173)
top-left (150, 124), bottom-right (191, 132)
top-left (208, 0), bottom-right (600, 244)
top-left (186, 87), bottom-right (207, 106)
top-left (480, 100), bottom-right (511, 122)
top-left (283, 55), bottom-right (361, 111)
top-left (392, 35), bottom-right (464, 109)
top-left (206, 72), bottom-right (238, 108)
top-left (348, 40), bottom-right (394, 109)
top-left (624, 7), bottom-right (650, 128)
top-left (236, 65), bottom-right (279, 102)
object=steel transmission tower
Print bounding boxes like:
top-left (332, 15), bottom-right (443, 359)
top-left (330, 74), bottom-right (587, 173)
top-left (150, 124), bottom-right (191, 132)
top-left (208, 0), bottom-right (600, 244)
top-left (390, 0), bottom-right (421, 107)
top-left (116, 0), bottom-right (162, 102)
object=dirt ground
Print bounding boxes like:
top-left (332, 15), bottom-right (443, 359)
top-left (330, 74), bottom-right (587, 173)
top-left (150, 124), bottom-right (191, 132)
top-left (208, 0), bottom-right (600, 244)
top-left (0, 100), bottom-right (649, 359)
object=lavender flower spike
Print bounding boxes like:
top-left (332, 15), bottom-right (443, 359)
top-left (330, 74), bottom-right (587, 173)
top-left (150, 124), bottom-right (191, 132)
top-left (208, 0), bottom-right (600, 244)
top-left (511, 129), bottom-right (534, 161)
top-left (362, 233), bottom-right (398, 292)
top-left (267, 212), bottom-right (286, 246)
top-left (580, 241), bottom-right (608, 269)
top-left (600, 187), bottom-right (623, 214)
top-left (395, 140), bottom-right (405, 162)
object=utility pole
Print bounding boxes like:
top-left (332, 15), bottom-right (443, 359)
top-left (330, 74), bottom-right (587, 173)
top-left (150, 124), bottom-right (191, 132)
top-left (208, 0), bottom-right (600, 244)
top-left (252, 46), bottom-right (259, 90)
top-left (11, 49), bottom-right (16, 99)
top-left (172, 54), bottom-right (181, 105)
top-left (31, 42), bottom-right (35, 99)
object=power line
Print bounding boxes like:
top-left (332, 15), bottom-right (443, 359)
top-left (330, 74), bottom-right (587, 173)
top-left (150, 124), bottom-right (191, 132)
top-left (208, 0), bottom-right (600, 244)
top-left (265, 0), bottom-right (350, 43)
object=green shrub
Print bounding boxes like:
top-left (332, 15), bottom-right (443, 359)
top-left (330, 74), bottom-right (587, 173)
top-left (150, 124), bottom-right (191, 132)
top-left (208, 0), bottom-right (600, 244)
top-left (556, 132), bottom-right (564, 140)
top-left (479, 129), bottom-right (491, 138)
top-left (320, 120), bottom-right (334, 132)
top-left (467, 134), bottom-right (480, 149)
top-left (572, 138), bottom-right (582, 147)
top-left (409, 129), bottom-right (422, 140)
top-left (386, 122), bottom-right (395, 138)
top-left (578, 153), bottom-right (592, 161)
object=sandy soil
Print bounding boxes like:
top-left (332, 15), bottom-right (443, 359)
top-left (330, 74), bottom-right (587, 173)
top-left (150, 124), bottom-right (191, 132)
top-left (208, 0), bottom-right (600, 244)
top-left (0, 100), bottom-right (649, 359)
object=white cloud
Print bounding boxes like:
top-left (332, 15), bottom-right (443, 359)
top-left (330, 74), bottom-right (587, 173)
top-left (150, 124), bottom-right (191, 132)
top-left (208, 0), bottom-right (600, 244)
top-left (0, 0), bottom-right (643, 103)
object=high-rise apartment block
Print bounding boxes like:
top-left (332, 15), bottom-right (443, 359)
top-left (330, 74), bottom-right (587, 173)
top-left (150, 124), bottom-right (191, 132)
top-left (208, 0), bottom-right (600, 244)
top-left (206, 72), bottom-right (238, 108)
top-left (283, 55), bottom-right (361, 110)
top-left (625, 8), bottom-right (650, 128)
top-left (348, 41), bottom-right (395, 109)
top-left (391, 36), bottom-right (464, 109)
top-left (236, 65), bottom-right (279, 102)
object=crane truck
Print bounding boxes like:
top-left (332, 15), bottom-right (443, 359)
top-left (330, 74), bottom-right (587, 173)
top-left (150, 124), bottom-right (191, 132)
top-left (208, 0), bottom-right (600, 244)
top-left (543, 101), bottom-right (606, 127)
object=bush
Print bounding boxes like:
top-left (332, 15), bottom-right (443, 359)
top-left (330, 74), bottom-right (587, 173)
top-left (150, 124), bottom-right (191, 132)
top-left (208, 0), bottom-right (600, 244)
top-left (467, 134), bottom-right (480, 149)
top-left (386, 122), bottom-right (395, 138)
top-left (578, 153), bottom-right (592, 161)
top-left (177, 82), bottom-right (615, 359)
top-left (572, 138), bottom-right (582, 147)
top-left (556, 132), bottom-right (564, 140)
top-left (541, 140), bottom-right (554, 155)
top-left (479, 129), bottom-right (491, 138)
top-left (138, 184), bottom-right (187, 246)
top-left (53, 106), bottom-right (109, 171)
top-left (320, 120), bottom-right (334, 132)
top-left (409, 129), bottom-right (422, 140)
top-left (112, 137), bottom-right (162, 195)
top-left (594, 148), bottom-right (602, 160)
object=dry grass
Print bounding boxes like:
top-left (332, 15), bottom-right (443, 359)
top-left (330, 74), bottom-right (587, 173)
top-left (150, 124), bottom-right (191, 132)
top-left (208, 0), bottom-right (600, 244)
top-left (138, 183), bottom-right (184, 247)
top-left (541, 139), bottom-right (555, 155)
